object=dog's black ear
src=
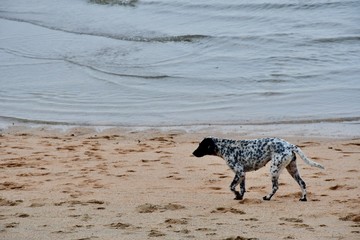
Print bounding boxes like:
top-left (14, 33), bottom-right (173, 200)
top-left (204, 138), bottom-right (217, 155)
top-left (193, 138), bottom-right (217, 157)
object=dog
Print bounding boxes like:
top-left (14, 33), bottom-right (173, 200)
top-left (192, 137), bottom-right (324, 201)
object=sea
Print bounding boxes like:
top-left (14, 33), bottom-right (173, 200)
top-left (0, 0), bottom-right (359, 135)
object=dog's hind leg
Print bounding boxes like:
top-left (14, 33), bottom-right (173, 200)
top-left (263, 173), bottom-right (279, 201)
top-left (286, 154), bottom-right (307, 201)
top-left (263, 153), bottom-right (287, 201)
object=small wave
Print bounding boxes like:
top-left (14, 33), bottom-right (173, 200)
top-left (246, 117), bottom-right (360, 126)
top-left (143, 1), bottom-right (352, 11)
top-left (106, 34), bottom-right (210, 43)
top-left (0, 116), bottom-right (117, 128)
top-left (143, 35), bottom-right (210, 43)
top-left (256, 77), bottom-right (288, 83)
top-left (101, 34), bottom-right (210, 43)
top-left (88, 0), bottom-right (138, 7)
top-left (65, 59), bottom-right (170, 79)
top-left (0, 116), bottom-right (77, 126)
top-left (179, 117), bottom-right (360, 127)
top-left (313, 36), bottom-right (360, 44)
top-left (0, 15), bottom-right (210, 43)
top-left (0, 45), bottom-right (170, 80)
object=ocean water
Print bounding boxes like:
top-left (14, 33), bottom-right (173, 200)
top-left (0, 0), bottom-right (359, 128)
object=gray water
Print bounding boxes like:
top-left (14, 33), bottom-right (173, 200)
top-left (0, 0), bottom-right (359, 127)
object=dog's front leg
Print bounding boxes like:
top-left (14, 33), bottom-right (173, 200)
top-left (230, 171), bottom-right (245, 200)
top-left (230, 175), bottom-right (241, 200)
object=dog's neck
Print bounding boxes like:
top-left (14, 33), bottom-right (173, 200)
top-left (212, 138), bottom-right (239, 158)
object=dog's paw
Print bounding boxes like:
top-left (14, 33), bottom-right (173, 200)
top-left (234, 196), bottom-right (243, 200)
top-left (234, 192), bottom-right (243, 200)
top-left (263, 196), bottom-right (271, 201)
top-left (299, 194), bottom-right (307, 202)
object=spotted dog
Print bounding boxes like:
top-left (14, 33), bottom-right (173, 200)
top-left (193, 137), bottom-right (324, 201)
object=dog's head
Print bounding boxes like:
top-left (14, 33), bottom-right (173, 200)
top-left (193, 137), bottom-right (218, 157)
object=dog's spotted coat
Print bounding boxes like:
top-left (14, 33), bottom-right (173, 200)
top-left (193, 137), bottom-right (324, 201)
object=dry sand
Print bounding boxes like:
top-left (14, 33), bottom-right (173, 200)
top-left (0, 127), bottom-right (359, 240)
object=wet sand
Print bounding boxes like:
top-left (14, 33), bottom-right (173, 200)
top-left (0, 127), bottom-right (359, 239)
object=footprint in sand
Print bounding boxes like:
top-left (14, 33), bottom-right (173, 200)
top-left (165, 218), bottom-right (189, 225)
top-left (56, 145), bottom-right (77, 151)
top-left (0, 198), bottom-right (22, 206)
top-left (11, 146), bottom-right (31, 150)
top-left (325, 178), bottom-right (335, 182)
top-left (0, 181), bottom-right (27, 190)
top-left (248, 186), bottom-right (266, 191)
top-left (279, 217), bottom-right (303, 223)
top-left (149, 136), bottom-right (174, 142)
top-left (0, 158), bottom-right (26, 168)
top-left (297, 141), bottom-right (320, 148)
top-left (108, 222), bottom-right (134, 230)
top-left (155, 150), bottom-right (172, 154)
top-left (114, 148), bottom-right (146, 154)
top-left (166, 175), bottom-right (183, 180)
top-left (16, 213), bottom-right (30, 218)
top-left (87, 135), bottom-right (120, 140)
top-left (329, 184), bottom-right (347, 190)
top-left (136, 203), bottom-right (160, 213)
top-left (339, 213), bottom-right (360, 222)
top-left (149, 229), bottom-right (166, 237)
top-left (106, 222), bottom-right (136, 230)
top-left (29, 202), bottom-right (45, 207)
top-left (195, 227), bottom-right (217, 232)
top-left (163, 203), bottom-right (185, 211)
top-left (238, 199), bottom-right (262, 204)
top-left (5, 222), bottom-right (19, 228)
top-left (211, 207), bottom-right (246, 214)
top-left (279, 218), bottom-right (314, 231)
top-left (54, 199), bottom-right (105, 207)
top-left (173, 229), bottom-right (191, 234)
top-left (141, 159), bottom-right (161, 163)
top-left (17, 172), bottom-right (50, 177)
top-left (223, 236), bottom-right (258, 240)
top-left (115, 174), bottom-right (129, 178)
top-left (165, 172), bottom-right (183, 180)
top-left (136, 203), bottom-right (185, 213)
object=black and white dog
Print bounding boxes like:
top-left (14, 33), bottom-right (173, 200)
top-left (193, 137), bottom-right (324, 201)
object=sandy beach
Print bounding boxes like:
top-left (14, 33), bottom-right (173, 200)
top-left (2, 1), bottom-right (360, 239)
top-left (0, 127), bottom-right (359, 240)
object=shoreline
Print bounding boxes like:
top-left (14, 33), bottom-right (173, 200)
top-left (1, 124), bottom-right (360, 239)
top-left (1, 120), bottom-right (359, 140)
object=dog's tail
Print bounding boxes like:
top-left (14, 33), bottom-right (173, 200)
top-left (292, 146), bottom-right (325, 169)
